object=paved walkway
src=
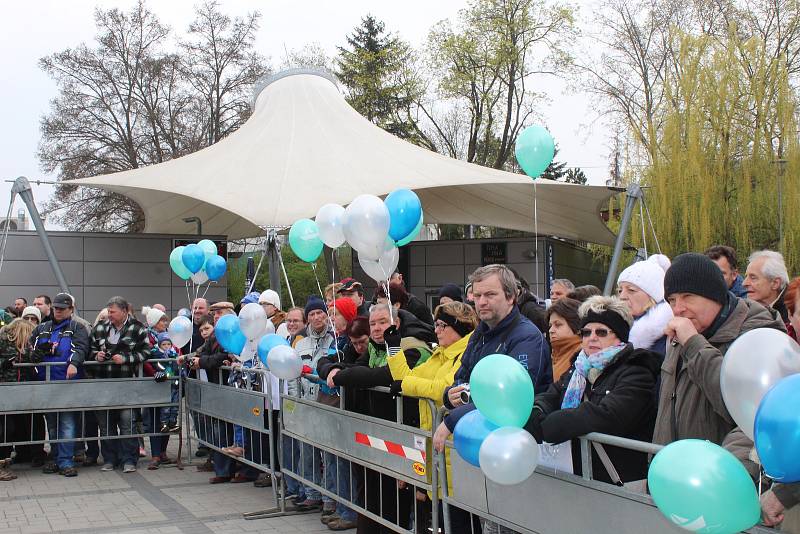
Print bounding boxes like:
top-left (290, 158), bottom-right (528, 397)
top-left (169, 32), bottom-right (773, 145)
top-left (0, 445), bottom-right (331, 534)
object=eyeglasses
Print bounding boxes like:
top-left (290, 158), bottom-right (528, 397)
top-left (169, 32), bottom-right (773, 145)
top-left (434, 321), bottom-right (450, 330)
top-left (23, 316), bottom-right (38, 323)
top-left (580, 327), bottom-right (610, 338)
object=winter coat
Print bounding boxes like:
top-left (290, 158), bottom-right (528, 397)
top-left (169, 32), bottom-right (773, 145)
top-left (387, 332), bottom-right (471, 494)
top-left (397, 309), bottom-right (437, 345)
top-left (196, 334), bottom-right (231, 385)
top-left (0, 326), bottom-right (33, 382)
top-left (652, 297), bottom-right (786, 446)
top-left (87, 318), bottom-right (150, 379)
top-left (293, 323), bottom-right (336, 401)
top-left (518, 291), bottom-right (548, 335)
top-left (445, 307), bottom-right (552, 409)
top-left (629, 301), bottom-right (673, 356)
top-left (525, 344), bottom-right (660, 484)
top-left (405, 294), bottom-right (434, 326)
top-left (29, 318), bottom-right (89, 381)
top-left (317, 341), bottom-right (368, 413)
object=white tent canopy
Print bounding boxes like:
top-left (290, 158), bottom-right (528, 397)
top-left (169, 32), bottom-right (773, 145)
top-left (74, 69), bottom-right (620, 245)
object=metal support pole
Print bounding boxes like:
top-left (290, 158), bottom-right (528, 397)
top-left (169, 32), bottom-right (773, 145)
top-left (11, 177), bottom-right (71, 294)
top-left (603, 184), bottom-right (643, 296)
top-left (182, 216), bottom-right (202, 235)
top-left (266, 229), bottom-right (282, 296)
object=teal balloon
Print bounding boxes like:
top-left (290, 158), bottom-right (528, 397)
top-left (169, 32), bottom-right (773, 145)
top-left (515, 125), bottom-right (555, 179)
top-left (289, 218), bottom-right (324, 263)
top-left (169, 246), bottom-right (192, 280)
top-left (182, 244), bottom-right (206, 274)
top-left (470, 354), bottom-right (534, 428)
top-left (394, 212), bottom-right (424, 247)
top-left (648, 439), bottom-right (760, 534)
top-left (198, 239), bottom-right (217, 259)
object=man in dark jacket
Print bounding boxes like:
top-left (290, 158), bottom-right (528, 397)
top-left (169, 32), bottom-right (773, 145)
top-left (653, 253), bottom-right (786, 446)
top-left (88, 296), bottom-right (150, 473)
top-left (440, 265), bottom-right (552, 432)
top-left (704, 245), bottom-right (748, 299)
top-left (28, 293), bottom-right (89, 477)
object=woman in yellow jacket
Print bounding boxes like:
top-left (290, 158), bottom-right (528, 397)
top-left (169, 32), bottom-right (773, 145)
top-left (386, 300), bottom-right (478, 533)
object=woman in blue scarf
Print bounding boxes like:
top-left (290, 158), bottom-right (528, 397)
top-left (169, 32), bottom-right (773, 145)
top-left (525, 295), bottom-right (660, 485)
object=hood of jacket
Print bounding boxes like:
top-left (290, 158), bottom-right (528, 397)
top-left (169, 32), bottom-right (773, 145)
top-left (629, 300), bottom-right (673, 351)
top-left (399, 309), bottom-right (436, 345)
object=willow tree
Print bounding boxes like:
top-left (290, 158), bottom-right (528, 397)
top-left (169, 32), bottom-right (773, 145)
top-left (641, 29), bottom-right (800, 270)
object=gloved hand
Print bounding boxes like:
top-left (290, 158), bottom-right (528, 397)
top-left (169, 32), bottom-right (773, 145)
top-left (154, 371), bottom-right (167, 383)
top-left (389, 380), bottom-right (403, 397)
top-left (383, 325), bottom-right (401, 356)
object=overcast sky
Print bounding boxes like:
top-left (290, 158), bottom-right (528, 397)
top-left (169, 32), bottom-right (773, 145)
top-left (0, 0), bottom-right (610, 230)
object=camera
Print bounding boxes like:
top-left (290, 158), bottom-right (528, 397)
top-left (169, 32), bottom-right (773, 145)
top-left (36, 341), bottom-right (54, 355)
top-left (459, 384), bottom-right (471, 405)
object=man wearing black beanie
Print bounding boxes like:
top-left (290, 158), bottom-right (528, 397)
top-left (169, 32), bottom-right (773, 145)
top-left (652, 253), bottom-right (785, 447)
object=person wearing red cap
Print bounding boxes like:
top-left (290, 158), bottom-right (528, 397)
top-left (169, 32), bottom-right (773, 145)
top-left (328, 298), bottom-right (357, 348)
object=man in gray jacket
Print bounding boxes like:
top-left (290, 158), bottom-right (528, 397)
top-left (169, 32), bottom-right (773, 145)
top-left (653, 253), bottom-right (785, 446)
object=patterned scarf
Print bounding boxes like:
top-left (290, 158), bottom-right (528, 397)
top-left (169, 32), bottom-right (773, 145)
top-left (561, 343), bottom-right (626, 409)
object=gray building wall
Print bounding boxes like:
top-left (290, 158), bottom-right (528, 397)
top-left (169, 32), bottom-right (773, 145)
top-left (351, 237), bottom-right (607, 309)
top-left (0, 231), bottom-right (228, 323)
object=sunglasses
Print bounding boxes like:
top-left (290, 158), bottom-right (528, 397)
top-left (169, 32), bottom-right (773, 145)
top-left (434, 321), bottom-right (450, 330)
top-left (580, 327), bottom-right (610, 338)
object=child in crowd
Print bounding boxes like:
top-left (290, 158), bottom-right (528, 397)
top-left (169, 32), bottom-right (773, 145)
top-left (152, 332), bottom-right (180, 432)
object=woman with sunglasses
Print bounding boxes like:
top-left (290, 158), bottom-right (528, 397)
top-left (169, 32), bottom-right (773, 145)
top-left (525, 295), bottom-right (660, 485)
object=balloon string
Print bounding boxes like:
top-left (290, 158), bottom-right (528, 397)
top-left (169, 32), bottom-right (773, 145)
top-left (330, 250), bottom-right (340, 360)
top-left (278, 246), bottom-right (295, 308)
top-left (311, 262), bottom-right (325, 300)
top-left (200, 280), bottom-right (214, 299)
top-left (533, 180), bottom-right (540, 299)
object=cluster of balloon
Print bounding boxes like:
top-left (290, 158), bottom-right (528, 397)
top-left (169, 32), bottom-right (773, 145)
top-left (169, 239), bottom-right (227, 284)
top-left (453, 354), bottom-right (538, 485)
top-left (648, 440), bottom-right (760, 534)
top-left (287, 189), bottom-right (423, 283)
top-left (214, 303), bottom-right (276, 361)
top-left (514, 125), bottom-right (555, 179)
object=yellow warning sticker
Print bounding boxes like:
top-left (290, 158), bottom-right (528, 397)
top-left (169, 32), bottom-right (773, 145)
top-left (413, 462), bottom-right (426, 476)
top-left (252, 407), bottom-right (261, 416)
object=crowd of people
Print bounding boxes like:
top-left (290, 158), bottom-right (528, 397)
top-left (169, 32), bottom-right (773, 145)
top-left (2, 242), bottom-right (800, 532)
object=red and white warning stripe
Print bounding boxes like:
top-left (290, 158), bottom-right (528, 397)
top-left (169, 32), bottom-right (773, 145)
top-left (354, 432), bottom-right (426, 463)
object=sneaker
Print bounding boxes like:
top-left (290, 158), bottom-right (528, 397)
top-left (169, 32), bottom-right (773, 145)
top-left (328, 518), bottom-right (357, 530)
top-left (253, 474), bottom-right (272, 488)
top-left (123, 464), bottom-right (137, 473)
top-left (42, 462), bottom-right (59, 474)
top-left (321, 514), bottom-right (340, 525)
top-left (295, 498), bottom-right (323, 510)
top-left (100, 463), bottom-right (115, 472)
top-left (60, 467), bottom-right (78, 477)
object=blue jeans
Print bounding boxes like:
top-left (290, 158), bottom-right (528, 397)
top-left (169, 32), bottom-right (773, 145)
top-left (44, 412), bottom-right (77, 469)
top-left (325, 451), bottom-right (357, 521)
top-left (143, 407), bottom-right (170, 458)
top-left (95, 408), bottom-right (138, 467)
top-left (282, 434), bottom-right (301, 496)
top-left (300, 442), bottom-right (322, 501)
top-left (159, 383), bottom-right (179, 426)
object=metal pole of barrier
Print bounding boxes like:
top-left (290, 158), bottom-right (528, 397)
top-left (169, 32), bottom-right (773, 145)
top-left (428, 399), bottom-right (440, 533)
top-left (579, 437), bottom-right (593, 481)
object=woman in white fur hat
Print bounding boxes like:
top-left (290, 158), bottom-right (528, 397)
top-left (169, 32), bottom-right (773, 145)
top-left (617, 254), bottom-right (673, 356)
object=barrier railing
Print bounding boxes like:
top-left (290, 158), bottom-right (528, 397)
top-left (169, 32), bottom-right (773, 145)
top-left (1, 360), bottom-right (179, 450)
top-left (246, 381), bottom-right (440, 532)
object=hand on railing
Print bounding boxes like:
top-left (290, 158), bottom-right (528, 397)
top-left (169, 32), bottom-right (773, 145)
top-left (433, 421), bottom-right (450, 453)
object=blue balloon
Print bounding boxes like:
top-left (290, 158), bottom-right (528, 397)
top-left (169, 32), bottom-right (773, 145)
top-left (215, 314), bottom-right (246, 355)
top-left (755, 374), bottom-right (800, 482)
top-left (205, 254), bottom-right (227, 281)
top-left (384, 189), bottom-right (422, 242)
top-left (182, 244), bottom-right (206, 274)
top-left (453, 409), bottom-right (499, 467)
top-left (257, 333), bottom-right (289, 366)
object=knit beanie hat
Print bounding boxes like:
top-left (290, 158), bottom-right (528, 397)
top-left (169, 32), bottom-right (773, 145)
top-left (438, 283), bottom-right (463, 303)
top-left (331, 298), bottom-right (357, 323)
top-left (142, 306), bottom-right (167, 328)
top-left (21, 306), bottom-right (42, 322)
top-left (580, 308), bottom-right (631, 343)
top-left (305, 296), bottom-right (327, 317)
top-left (664, 253), bottom-right (729, 305)
top-left (157, 332), bottom-right (172, 345)
top-left (617, 254), bottom-right (671, 302)
top-left (258, 289), bottom-right (281, 310)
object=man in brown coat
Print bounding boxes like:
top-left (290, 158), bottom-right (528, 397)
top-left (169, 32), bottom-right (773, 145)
top-left (653, 253), bottom-right (785, 446)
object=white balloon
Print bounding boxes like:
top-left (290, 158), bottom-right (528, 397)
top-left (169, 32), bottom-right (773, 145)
top-left (264, 319), bottom-right (275, 335)
top-left (342, 195), bottom-right (390, 260)
top-left (239, 302), bottom-right (268, 340)
top-left (479, 427), bottom-right (539, 485)
top-left (167, 316), bottom-right (193, 349)
top-left (721, 328), bottom-right (800, 439)
top-left (359, 240), bottom-right (399, 282)
top-left (267, 344), bottom-right (303, 380)
top-left (191, 270), bottom-right (209, 284)
top-left (316, 204), bottom-right (346, 248)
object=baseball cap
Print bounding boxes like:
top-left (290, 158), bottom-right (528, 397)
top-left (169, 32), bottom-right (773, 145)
top-left (52, 293), bottom-right (75, 309)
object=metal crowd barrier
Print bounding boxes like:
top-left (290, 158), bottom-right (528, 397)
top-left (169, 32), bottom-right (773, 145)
top-left (246, 381), bottom-right (441, 532)
top-left (1, 360), bottom-right (179, 450)
top-left (184, 365), bottom-right (281, 511)
top-left (437, 428), bottom-right (774, 534)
